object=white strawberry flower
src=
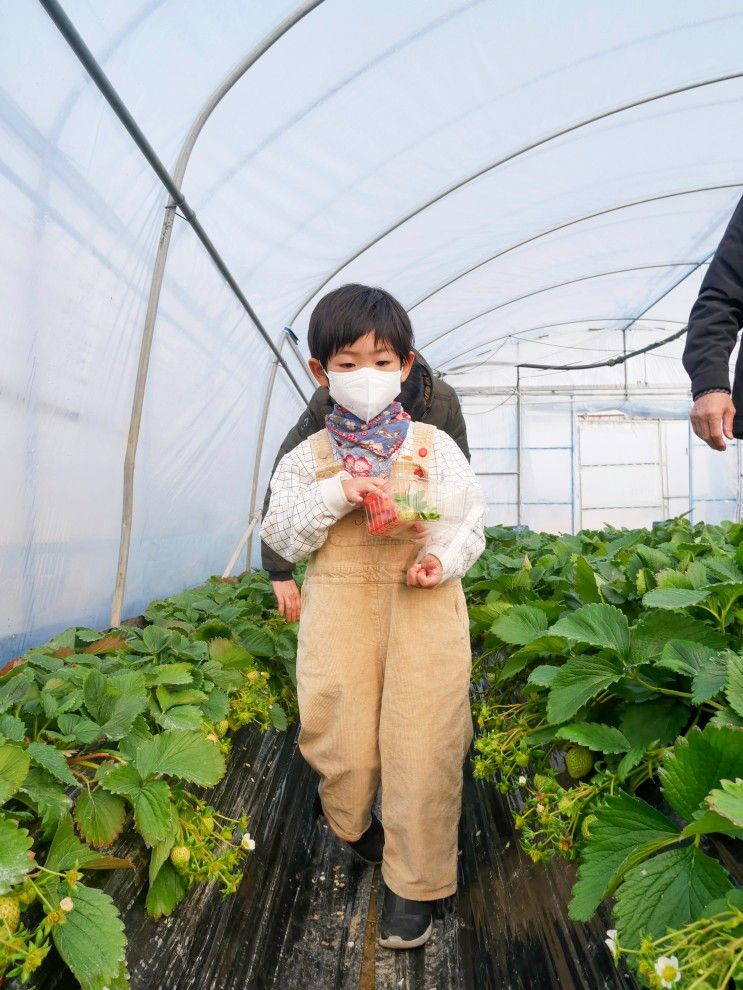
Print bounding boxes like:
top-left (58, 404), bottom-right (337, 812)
top-left (59, 897), bottom-right (75, 913)
top-left (517, 774), bottom-right (527, 785)
top-left (241, 832), bottom-right (256, 851)
top-left (655, 955), bottom-right (681, 987)
top-left (604, 929), bottom-right (618, 960)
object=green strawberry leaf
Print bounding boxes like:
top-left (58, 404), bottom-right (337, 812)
top-left (641, 587), bottom-right (710, 610)
top-left (134, 730), bottom-right (225, 786)
top-left (616, 743), bottom-right (649, 782)
top-left (45, 814), bottom-right (104, 872)
top-left (269, 703), bottom-right (288, 731)
top-left (18, 766), bottom-right (72, 840)
top-left (97, 763), bottom-right (142, 798)
top-left (568, 790), bottom-right (678, 922)
top-left (725, 652), bottom-right (743, 718)
top-left (74, 788), bottom-right (127, 848)
top-left (692, 652), bottom-right (729, 704)
top-left (549, 604), bottom-right (630, 659)
top-left (0, 713), bottom-right (26, 742)
top-left (705, 777), bottom-right (743, 827)
top-left (657, 640), bottom-right (717, 679)
top-left (27, 740), bottom-right (76, 787)
top-left (232, 622), bottom-right (275, 657)
top-left (526, 664), bottom-right (560, 688)
top-left (491, 605), bottom-right (549, 645)
top-left (201, 688), bottom-right (229, 722)
top-left (133, 779), bottom-right (172, 847)
top-left (148, 802), bottom-right (180, 886)
top-left (0, 813), bottom-right (33, 892)
top-left (209, 638), bottom-right (256, 671)
top-left (658, 725), bottom-right (743, 823)
top-left (0, 741), bottom-right (31, 803)
top-left (49, 880), bottom-right (127, 988)
top-left (554, 722), bottom-right (630, 754)
top-left (148, 663), bottom-right (194, 686)
top-left (619, 697), bottom-right (691, 748)
top-left (546, 653), bottom-right (624, 724)
top-left (145, 859), bottom-right (187, 919)
top-left (156, 704), bottom-right (203, 731)
top-left (629, 611), bottom-right (726, 663)
top-left (574, 556), bottom-right (601, 603)
top-left (614, 845), bottom-right (733, 948)
top-left (56, 713), bottom-right (102, 745)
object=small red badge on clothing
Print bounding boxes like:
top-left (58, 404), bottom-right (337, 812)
top-left (418, 447), bottom-right (428, 457)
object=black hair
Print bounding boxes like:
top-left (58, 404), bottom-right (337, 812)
top-left (307, 284), bottom-right (414, 368)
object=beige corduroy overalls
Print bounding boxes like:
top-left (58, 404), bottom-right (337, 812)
top-left (297, 423), bottom-right (474, 900)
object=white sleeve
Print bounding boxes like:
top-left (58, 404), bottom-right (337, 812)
top-left (421, 430), bottom-right (486, 583)
top-left (260, 443), bottom-right (356, 564)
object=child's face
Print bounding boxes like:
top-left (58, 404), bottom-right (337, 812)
top-left (309, 331), bottom-right (415, 388)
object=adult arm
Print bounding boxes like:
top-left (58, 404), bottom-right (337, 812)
top-left (443, 391), bottom-right (471, 461)
top-left (682, 197), bottom-right (743, 450)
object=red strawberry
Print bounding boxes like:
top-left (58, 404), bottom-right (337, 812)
top-left (363, 492), bottom-right (400, 536)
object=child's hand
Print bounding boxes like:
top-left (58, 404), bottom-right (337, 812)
top-left (406, 554), bottom-right (443, 588)
top-left (271, 578), bottom-right (301, 622)
top-left (342, 476), bottom-right (390, 504)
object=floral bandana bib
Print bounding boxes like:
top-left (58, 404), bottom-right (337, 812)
top-left (325, 400), bottom-right (411, 477)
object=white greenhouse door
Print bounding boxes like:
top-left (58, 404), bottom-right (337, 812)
top-left (578, 417), bottom-right (667, 530)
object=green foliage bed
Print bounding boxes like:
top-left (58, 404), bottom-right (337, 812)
top-left (0, 572), bottom-right (297, 987)
top-left (2, 515), bottom-right (743, 988)
top-left (466, 517), bottom-right (743, 989)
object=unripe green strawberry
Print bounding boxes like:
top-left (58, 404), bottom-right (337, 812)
top-left (0, 896), bottom-right (21, 932)
top-left (170, 845), bottom-right (190, 870)
top-left (515, 751), bottom-right (530, 767)
top-left (201, 816), bottom-right (215, 836)
top-left (216, 720), bottom-right (229, 737)
top-left (533, 773), bottom-right (556, 792)
top-left (564, 745), bottom-right (594, 779)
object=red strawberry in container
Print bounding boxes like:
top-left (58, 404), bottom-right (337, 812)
top-left (363, 491), bottom-right (401, 536)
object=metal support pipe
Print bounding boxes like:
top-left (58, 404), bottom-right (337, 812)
top-left (37, 0), bottom-right (316, 625)
top-left (223, 512), bottom-right (261, 579)
top-left (244, 334), bottom-right (288, 571)
top-left (570, 396), bottom-right (578, 533)
top-left (515, 363), bottom-right (522, 526)
top-left (688, 419), bottom-right (695, 524)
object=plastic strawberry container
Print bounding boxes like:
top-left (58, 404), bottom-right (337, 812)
top-left (362, 479), bottom-right (466, 539)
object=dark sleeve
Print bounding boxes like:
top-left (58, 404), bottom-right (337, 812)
top-left (260, 411), bottom-right (322, 579)
top-left (443, 392), bottom-right (471, 462)
top-left (682, 196), bottom-right (743, 397)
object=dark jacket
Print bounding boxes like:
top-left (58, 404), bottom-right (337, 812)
top-left (682, 194), bottom-right (743, 436)
top-left (261, 351), bottom-right (470, 579)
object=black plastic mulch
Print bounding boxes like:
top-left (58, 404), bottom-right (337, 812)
top-left (10, 713), bottom-right (665, 990)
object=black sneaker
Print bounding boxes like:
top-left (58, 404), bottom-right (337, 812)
top-left (313, 791), bottom-right (385, 864)
top-left (378, 884), bottom-right (434, 949)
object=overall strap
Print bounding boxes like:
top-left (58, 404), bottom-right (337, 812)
top-left (309, 429), bottom-right (344, 481)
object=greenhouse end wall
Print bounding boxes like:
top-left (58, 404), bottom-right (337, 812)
top-left (463, 392), bottom-right (742, 534)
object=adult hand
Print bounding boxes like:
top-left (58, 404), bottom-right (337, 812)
top-left (341, 476), bottom-right (390, 504)
top-left (690, 392), bottom-right (736, 451)
top-left (271, 578), bottom-right (301, 622)
top-left (406, 554), bottom-right (443, 588)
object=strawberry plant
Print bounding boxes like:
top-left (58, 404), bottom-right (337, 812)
top-left (466, 517), bottom-right (743, 988)
top-left (0, 569), bottom-right (295, 987)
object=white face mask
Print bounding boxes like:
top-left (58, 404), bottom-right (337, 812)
top-left (324, 365), bottom-right (402, 423)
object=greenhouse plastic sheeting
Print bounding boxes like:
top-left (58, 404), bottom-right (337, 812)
top-left (3, 0), bottom-right (743, 660)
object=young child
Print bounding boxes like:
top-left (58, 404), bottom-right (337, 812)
top-left (261, 284), bottom-right (485, 949)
